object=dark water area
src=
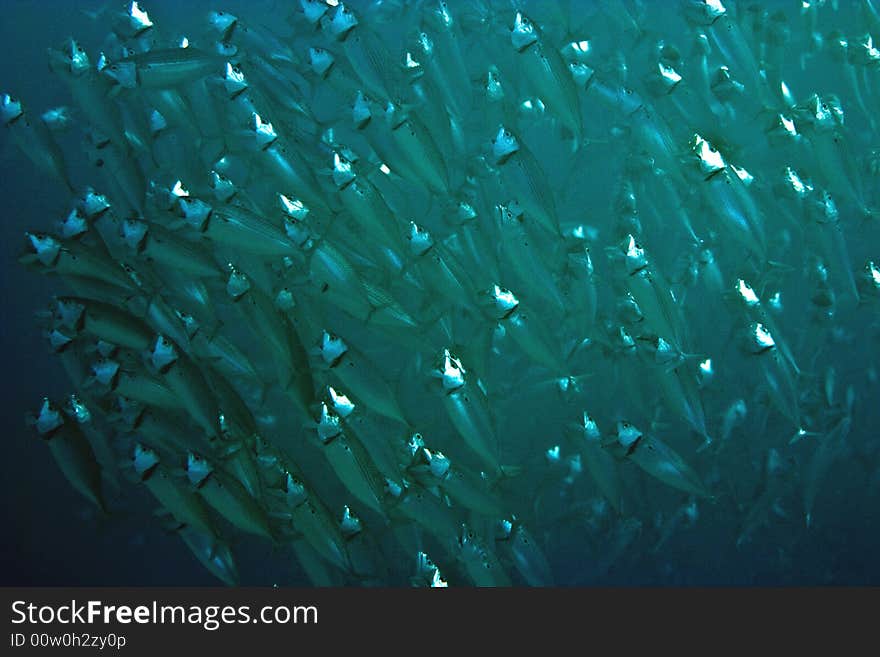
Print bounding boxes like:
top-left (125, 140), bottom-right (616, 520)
top-left (0, 0), bottom-right (879, 587)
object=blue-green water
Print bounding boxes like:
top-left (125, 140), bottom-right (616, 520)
top-left (1, 0), bottom-right (879, 586)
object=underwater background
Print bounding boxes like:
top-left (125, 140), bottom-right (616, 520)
top-left (1, 0), bottom-right (879, 586)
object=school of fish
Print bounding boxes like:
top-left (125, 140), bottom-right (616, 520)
top-left (4, 0), bottom-right (880, 586)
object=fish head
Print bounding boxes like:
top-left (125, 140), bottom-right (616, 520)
top-left (688, 134), bottom-right (726, 179)
top-left (385, 477), bottom-right (406, 500)
top-left (327, 3), bottom-right (358, 41)
top-left (284, 473), bottom-right (308, 507)
top-left (307, 47), bottom-right (335, 78)
top-left (25, 232), bottom-right (61, 267)
top-left (114, 1), bottom-right (153, 39)
top-left (777, 167), bottom-right (812, 200)
top-left (616, 293), bottom-right (644, 325)
top-left (428, 450), bottom-right (451, 478)
top-left (33, 397), bottom-right (64, 438)
top-left (275, 287), bottom-right (296, 312)
top-left (340, 505), bottom-right (362, 537)
top-left (450, 200), bottom-right (478, 228)
top-left (569, 61), bottom-right (595, 89)
top-left (616, 421), bottom-right (643, 451)
top-left (80, 188), bottom-right (111, 218)
top-left (96, 340), bottom-right (117, 358)
top-left (120, 217), bottom-right (149, 252)
top-left (53, 297), bottom-right (85, 331)
top-left (133, 443), bottom-right (160, 480)
top-left (91, 357), bottom-right (120, 387)
top-left (326, 386), bottom-right (356, 418)
top-left (607, 324), bottom-right (636, 355)
top-left (458, 523), bottom-right (477, 549)
top-left (278, 194), bottom-right (310, 223)
top-left (645, 44), bottom-right (683, 96)
top-left (697, 358), bottom-right (714, 387)
top-left (210, 170), bottom-right (237, 202)
top-left (806, 189), bottom-right (838, 225)
top-left (319, 331), bottom-right (349, 367)
top-left (172, 181), bottom-right (213, 230)
top-left (46, 326), bottom-right (75, 353)
top-left (280, 195), bottom-right (313, 247)
top-left (563, 38), bottom-right (593, 64)
top-left (809, 276), bottom-right (835, 310)
top-left (620, 234), bottom-right (648, 275)
top-left (352, 91), bottom-right (372, 129)
top-left (404, 433), bottom-right (427, 466)
top-left (414, 29), bottom-right (434, 61)
top-left (407, 222), bottom-right (434, 257)
top-left (102, 60), bottom-right (138, 89)
top-left (567, 248), bottom-right (594, 280)
top-left (186, 452), bottom-right (213, 487)
top-left (510, 12), bottom-right (538, 51)
top-left (709, 66), bottom-right (744, 102)
top-left (491, 125), bottom-right (519, 164)
top-left (60, 208), bottom-right (89, 240)
top-left (1, 94), bottom-right (23, 125)
top-left (582, 413), bottom-right (602, 443)
top-left (64, 394), bottom-right (91, 424)
top-left (33, 103), bottom-right (72, 130)
top-left (331, 149), bottom-right (356, 189)
top-left (734, 279), bottom-right (760, 308)
top-left (482, 284), bottom-right (519, 320)
top-left (176, 311), bottom-right (200, 340)
top-left (208, 10), bottom-right (238, 40)
top-left (213, 41), bottom-right (238, 58)
top-left (545, 444), bottom-right (561, 464)
top-left (430, 1), bottom-right (454, 29)
top-left (300, 0), bottom-right (330, 25)
top-left (149, 335), bottom-right (179, 373)
top-left (796, 93), bottom-right (838, 133)
top-left (401, 49), bottom-right (423, 81)
top-left (384, 98), bottom-right (411, 130)
top-left (315, 402), bottom-right (343, 443)
top-left (432, 348), bottom-right (466, 392)
top-left (851, 33), bottom-right (880, 67)
top-left (250, 112), bottom-right (278, 150)
top-left (485, 65), bottom-right (504, 101)
top-left (643, 334), bottom-right (678, 365)
top-left (413, 551), bottom-right (441, 585)
top-left (742, 322), bottom-right (776, 355)
top-left (222, 62), bottom-right (248, 97)
top-left (682, 0), bottom-right (727, 26)
top-left (49, 38), bottom-right (91, 77)
top-left (226, 265), bottom-right (252, 300)
top-left (861, 261), bottom-right (880, 296)
top-left (496, 518), bottom-right (514, 541)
